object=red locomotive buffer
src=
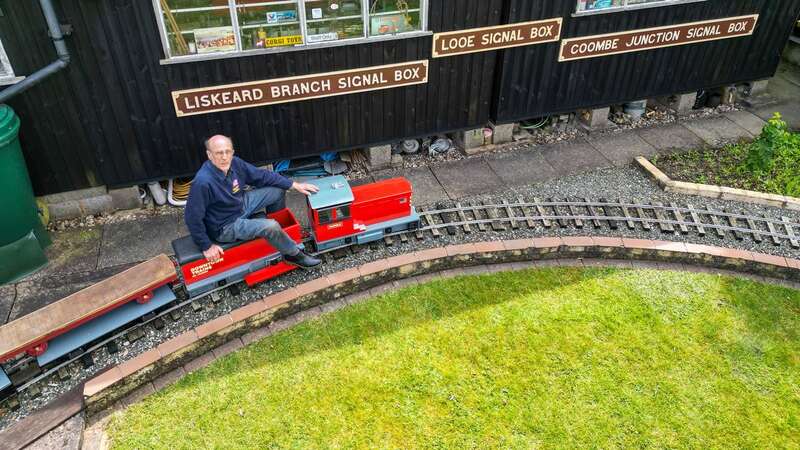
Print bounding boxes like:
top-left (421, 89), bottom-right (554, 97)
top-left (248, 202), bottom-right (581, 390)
top-left (172, 208), bottom-right (304, 297)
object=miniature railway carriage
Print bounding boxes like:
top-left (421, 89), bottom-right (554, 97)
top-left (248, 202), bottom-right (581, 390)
top-left (0, 176), bottom-right (420, 402)
top-left (307, 176), bottom-right (421, 252)
top-left (0, 255), bottom-right (178, 401)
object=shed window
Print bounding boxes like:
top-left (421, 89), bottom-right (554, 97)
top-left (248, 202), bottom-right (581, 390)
top-left (576, 0), bottom-right (705, 14)
top-left (154, 0), bottom-right (427, 61)
top-left (0, 38), bottom-right (17, 85)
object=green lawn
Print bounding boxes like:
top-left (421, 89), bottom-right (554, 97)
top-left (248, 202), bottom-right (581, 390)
top-left (107, 268), bottom-right (800, 449)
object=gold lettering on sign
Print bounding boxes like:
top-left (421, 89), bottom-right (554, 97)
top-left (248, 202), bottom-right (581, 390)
top-left (559, 15), bottom-right (758, 62)
top-left (172, 60), bottom-right (429, 117)
top-left (432, 18), bottom-right (563, 58)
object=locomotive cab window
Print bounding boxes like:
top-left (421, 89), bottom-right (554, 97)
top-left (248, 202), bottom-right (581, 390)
top-left (154, 0), bottom-right (428, 62)
top-left (317, 207), bottom-right (334, 224)
top-left (576, 0), bottom-right (706, 15)
top-left (333, 205), bottom-right (351, 220)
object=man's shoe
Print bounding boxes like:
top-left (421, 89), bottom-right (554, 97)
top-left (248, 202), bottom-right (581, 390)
top-left (284, 251), bottom-right (322, 269)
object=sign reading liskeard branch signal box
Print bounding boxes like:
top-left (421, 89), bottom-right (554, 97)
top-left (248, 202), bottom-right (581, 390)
top-left (560, 15), bottom-right (758, 62)
top-left (172, 60), bottom-right (429, 117)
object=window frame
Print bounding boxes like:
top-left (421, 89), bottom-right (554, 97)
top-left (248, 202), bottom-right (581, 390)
top-left (574, 0), bottom-right (706, 17)
top-left (153, 0), bottom-right (430, 65)
top-left (0, 37), bottom-right (22, 86)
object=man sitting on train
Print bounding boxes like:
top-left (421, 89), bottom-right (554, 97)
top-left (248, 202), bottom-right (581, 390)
top-left (185, 134), bottom-right (322, 269)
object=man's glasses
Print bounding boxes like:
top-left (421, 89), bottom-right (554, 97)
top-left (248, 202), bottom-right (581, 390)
top-left (210, 149), bottom-right (234, 158)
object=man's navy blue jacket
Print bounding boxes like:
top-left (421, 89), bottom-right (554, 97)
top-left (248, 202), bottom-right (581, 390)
top-left (185, 157), bottom-right (292, 251)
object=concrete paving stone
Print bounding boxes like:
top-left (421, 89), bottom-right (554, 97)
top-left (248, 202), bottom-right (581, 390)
top-left (431, 158), bottom-right (505, 199)
top-left (23, 226), bottom-right (103, 281)
top-left (724, 110), bottom-right (767, 136)
top-left (374, 166), bottom-right (448, 206)
top-left (484, 148), bottom-right (560, 187)
top-left (681, 115), bottom-right (753, 146)
top-left (0, 283), bottom-right (15, 324)
top-left (751, 99), bottom-right (800, 131)
top-left (585, 131), bottom-right (658, 166)
top-left (8, 264), bottom-right (132, 321)
top-left (635, 123), bottom-right (705, 153)
top-left (540, 139), bottom-right (614, 176)
top-left (25, 412), bottom-right (84, 450)
top-left (98, 213), bottom-right (185, 268)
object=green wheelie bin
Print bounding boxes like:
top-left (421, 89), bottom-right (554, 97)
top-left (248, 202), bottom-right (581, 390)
top-left (0, 104), bottom-right (50, 283)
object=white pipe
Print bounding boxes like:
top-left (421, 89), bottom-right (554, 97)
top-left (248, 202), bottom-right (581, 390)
top-left (167, 179), bottom-right (186, 207)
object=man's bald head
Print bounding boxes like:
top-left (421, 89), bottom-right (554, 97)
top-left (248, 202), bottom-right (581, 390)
top-left (205, 135), bottom-right (233, 151)
top-left (205, 134), bottom-right (235, 173)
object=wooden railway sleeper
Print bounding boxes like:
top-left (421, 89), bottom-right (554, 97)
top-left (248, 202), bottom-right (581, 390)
top-left (415, 207), bottom-right (426, 239)
top-left (518, 196), bottom-right (536, 228)
top-left (620, 199), bottom-right (636, 229)
top-left (550, 198), bottom-right (569, 228)
top-left (764, 217), bottom-right (781, 246)
top-left (502, 199), bottom-right (519, 230)
top-left (651, 202), bottom-right (675, 233)
top-left (455, 202), bottom-right (472, 233)
top-left (782, 216), bottom-right (799, 248)
top-left (485, 202), bottom-right (507, 231)
top-left (745, 217), bottom-right (762, 243)
top-left (421, 211), bottom-right (441, 238)
top-left (706, 207), bottom-right (726, 239)
top-left (686, 204), bottom-right (705, 236)
top-left (599, 198), bottom-right (619, 230)
top-left (436, 201), bottom-right (459, 236)
top-left (632, 199), bottom-right (651, 231)
top-left (725, 210), bottom-right (744, 241)
top-left (533, 198), bottom-right (552, 228)
top-left (468, 202), bottom-right (486, 232)
top-left (584, 198), bottom-right (603, 229)
top-left (567, 199), bottom-right (584, 228)
top-left (670, 203), bottom-right (690, 234)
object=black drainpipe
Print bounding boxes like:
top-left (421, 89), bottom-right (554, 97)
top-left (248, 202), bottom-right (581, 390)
top-left (0, 0), bottom-right (70, 103)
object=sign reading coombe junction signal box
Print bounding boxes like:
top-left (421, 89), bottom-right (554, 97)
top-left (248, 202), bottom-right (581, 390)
top-left (432, 18), bottom-right (562, 58)
top-left (559, 15), bottom-right (759, 62)
top-left (172, 60), bottom-right (429, 117)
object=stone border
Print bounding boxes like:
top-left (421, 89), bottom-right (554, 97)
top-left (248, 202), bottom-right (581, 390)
top-left (635, 156), bottom-right (800, 211)
top-left (79, 236), bottom-right (800, 418)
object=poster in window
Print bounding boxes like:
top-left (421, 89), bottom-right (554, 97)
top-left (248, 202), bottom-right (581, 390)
top-left (370, 14), bottom-right (413, 35)
top-left (194, 27), bottom-right (236, 54)
top-left (266, 11), bottom-right (298, 24)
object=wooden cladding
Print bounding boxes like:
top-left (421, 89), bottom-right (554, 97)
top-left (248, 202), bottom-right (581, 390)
top-left (172, 60), bottom-right (429, 117)
top-left (559, 15), bottom-right (759, 61)
top-left (432, 18), bottom-right (562, 57)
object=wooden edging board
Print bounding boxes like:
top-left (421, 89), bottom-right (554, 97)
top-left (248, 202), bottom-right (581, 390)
top-left (635, 156), bottom-right (800, 211)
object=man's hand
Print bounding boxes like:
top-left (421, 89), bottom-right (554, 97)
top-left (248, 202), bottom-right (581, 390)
top-left (203, 244), bottom-right (224, 263)
top-left (292, 182), bottom-right (320, 196)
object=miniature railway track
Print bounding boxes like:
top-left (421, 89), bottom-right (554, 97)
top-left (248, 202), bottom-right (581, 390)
top-left (413, 200), bottom-right (800, 247)
top-left (4, 198), bottom-right (800, 408)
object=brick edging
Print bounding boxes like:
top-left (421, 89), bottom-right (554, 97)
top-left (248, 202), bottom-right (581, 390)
top-left (82, 237), bottom-right (800, 415)
top-left (635, 156), bottom-right (800, 210)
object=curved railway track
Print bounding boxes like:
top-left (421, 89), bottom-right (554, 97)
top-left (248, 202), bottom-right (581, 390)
top-left (3, 197), bottom-right (799, 409)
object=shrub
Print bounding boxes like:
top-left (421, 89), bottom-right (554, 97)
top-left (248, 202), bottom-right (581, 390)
top-left (744, 113), bottom-right (800, 197)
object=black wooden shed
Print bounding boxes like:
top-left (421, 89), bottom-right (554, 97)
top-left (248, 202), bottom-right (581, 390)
top-left (0, 0), bottom-right (798, 195)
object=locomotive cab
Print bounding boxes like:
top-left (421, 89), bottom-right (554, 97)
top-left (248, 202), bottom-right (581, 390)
top-left (306, 176), bottom-right (357, 249)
